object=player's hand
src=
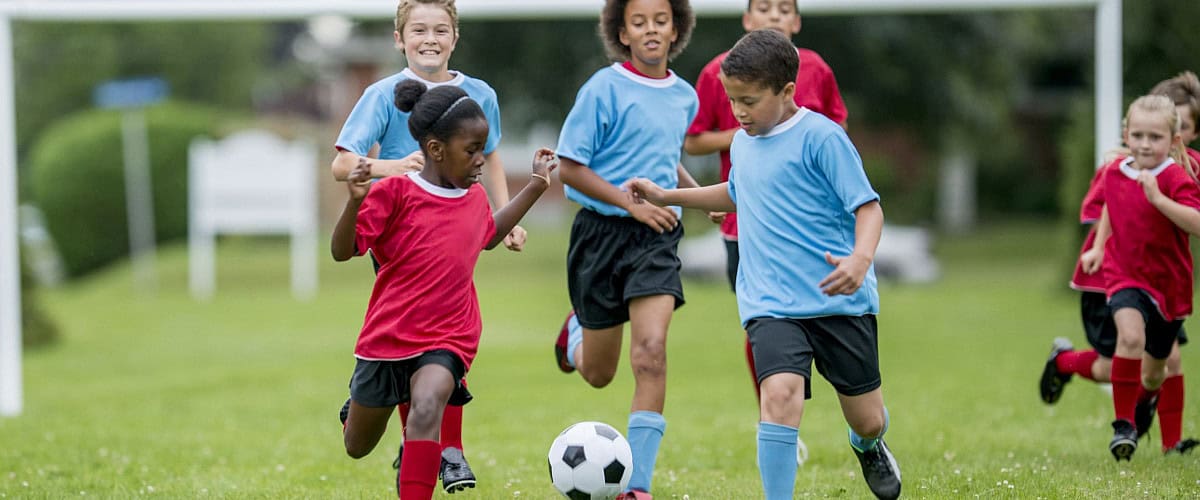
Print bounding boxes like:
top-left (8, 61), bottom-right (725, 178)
top-left (1138, 170), bottom-right (1165, 205)
top-left (531, 147), bottom-right (559, 180)
top-left (818, 251), bottom-right (871, 296)
top-left (707, 211), bottom-right (727, 224)
top-left (400, 150), bottom-right (425, 173)
top-left (625, 178), bottom-right (667, 206)
top-left (1080, 247), bottom-right (1104, 274)
top-left (627, 199), bottom-right (678, 234)
top-left (503, 225), bottom-right (527, 252)
top-left (347, 158), bottom-right (372, 200)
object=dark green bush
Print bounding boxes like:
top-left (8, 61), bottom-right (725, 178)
top-left (20, 260), bottom-right (58, 348)
top-left (28, 101), bottom-right (224, 278)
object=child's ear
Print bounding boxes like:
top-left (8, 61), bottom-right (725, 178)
top-left (426, 140), bottom-right (445, 162)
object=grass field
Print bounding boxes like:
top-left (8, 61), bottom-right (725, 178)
top-left (2, 219), bottom-right (1199, 499)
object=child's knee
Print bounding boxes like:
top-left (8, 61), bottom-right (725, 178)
top-left (629, 341), bottom-right (666, 379)
top-left (581, 368), bottom-right (616, 388)
top-left (848, 415), bottom-right (886, 438)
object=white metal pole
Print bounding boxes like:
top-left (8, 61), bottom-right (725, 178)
top-left (120, 110), bottom-right (157, 292)
top-left (1094, 0), bottom-right (1122, 167)
top-left (0, 14), bottom-right (22, 417)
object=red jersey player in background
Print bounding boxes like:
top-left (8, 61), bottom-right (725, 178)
top-left (332, 80), bottom-right (556, 499)
top-left (1079, 94), bottom-right (1200, 461)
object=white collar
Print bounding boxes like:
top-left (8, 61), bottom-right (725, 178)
top-left (611, 63), bottom-right (678, 88)
top-left (401, 67), bottom-right (465, 88)
top-left (753, 107), bottom-right (810, 139)
top-left (1119, 156), bottom-right (1175, 180)
top-left (407, 171), bottom-right (468, 198)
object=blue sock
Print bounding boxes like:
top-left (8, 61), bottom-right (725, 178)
top-left (849, 407), bottom-right (889, 452)
top-left (565, 314), bottom-right (583, 367)
top-left (758, 422), bottom-right (799, 500)
top-left (626, 411), bottom-right (666, 493)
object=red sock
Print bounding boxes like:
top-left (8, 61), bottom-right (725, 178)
top-left (441, 403), bottom-right (464, 451)
top-left (1110, 356), bottom-right (1141, 423)
top-left (1158, 375), bottom-right (1184, 451)
top-left (1055, 349), bottom-right (1100, 381)
top-left (398, 439), bottom-right (440, 500)
top-left (744, 336), bottom-right (761, 401)
top-left (399, 404), bottom-right (410, 427)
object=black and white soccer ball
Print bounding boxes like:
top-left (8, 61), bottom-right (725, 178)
top-left (547, 421), bottom-right (633, 500)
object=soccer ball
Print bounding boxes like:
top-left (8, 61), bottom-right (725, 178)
top-left (547, 421), bottom-right (633, 500)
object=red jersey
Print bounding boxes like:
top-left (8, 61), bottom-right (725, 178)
top-left (1070, 160), bottom-right (1120, 292)
top-left (1101, 158), bottom-right (1200, 320)
top-left (688, 47), bottom-right (847, 239)
top-left (352, 172), bottom-right (497, 368)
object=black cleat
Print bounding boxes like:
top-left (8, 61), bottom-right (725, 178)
top-left (440, 447), bottom-right (477, 494)
top-left (1165, 438), bottom-right (1200, 455)
top-left (853, 438), bottom-right (901, 500)
top-left (1110, 419), bottom-right (1137, 461)
top-left (1039, 337), bottom-right (1074, 404)
top-left (1134, 393), bottom-right (1158, 441)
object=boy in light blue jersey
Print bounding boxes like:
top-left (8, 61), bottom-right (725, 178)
top-left (552, 1), bottom-right (699, 498)
top-left (628, 29), bottom-right (900, 500)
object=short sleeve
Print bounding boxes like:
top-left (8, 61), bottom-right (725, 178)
top-left (556, 81), bottom-right (609, 166)
top-left (335, 86), bottom-right (390, 155)
top-left (354, 179), bottom-right (401, 256)
top-left (1079, 160), bottom-right (1118, 223)
top-left (687, 60), bottom-right (723, 136)
top-left (481, 87), bottom-right (503, 155)
top-left (816, 130), bottom-right (878, 214)
top-left (816, 67), bottom-right (848, 125)
top-left (1168, 167), bottom-right (1200, 211)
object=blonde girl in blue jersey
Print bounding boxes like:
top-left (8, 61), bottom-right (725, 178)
top-left (550, 0), bottom-right (698, 498)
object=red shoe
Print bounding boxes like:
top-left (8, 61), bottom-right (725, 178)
top-left (555, 311), bottom-right (577, 373)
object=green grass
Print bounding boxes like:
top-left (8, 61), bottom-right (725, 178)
top-left (3, 219), bottom-right (1200, 498)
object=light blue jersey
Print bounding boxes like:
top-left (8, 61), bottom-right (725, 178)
top-left (556, 63), bottom-right (698, 217)
top-left (335, 68), bottom-right (502, 158)
top-left (727, 108), bottom-right (880, 325)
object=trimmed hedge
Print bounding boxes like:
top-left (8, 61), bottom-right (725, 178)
top-left (28, 102), bottom-right (225, 278)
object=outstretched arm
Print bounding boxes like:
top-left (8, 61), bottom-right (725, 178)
top-left (331, 149), bottom-right (424, 181)
top-left (331, 160), bottom-right (372, 261)
top-left (487, 148), bottom-right (557, 249)
top-left (627, 178), bottom-right (736, 212)
top-left (558, 157), bottom-right (679, 234)
top-left (818, 200), bottom-right (883, 296)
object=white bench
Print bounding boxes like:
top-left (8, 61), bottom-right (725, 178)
top-left (188, 130), bottom-right (318, 300)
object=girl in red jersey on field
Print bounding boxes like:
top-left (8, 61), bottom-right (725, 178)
top-left (1080, 94), bottom-right (1200, 461)
top-left (332, 79), bottom-right (556, 499)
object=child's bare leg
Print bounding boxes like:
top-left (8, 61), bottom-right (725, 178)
top-left (1110, 308), bottom-right (1146, 459)
top-left (1093, 356), bottom-right (1113, 381)
top-left (575, 324), bottom-right (623, 388)
top-left (344, 403), bottom-right (393, 459)
top-left (757, 372), bottom-right (805, 500)
top-left (628, 294), bottom-right (674, 412)
top-left (399, 364), bottom-right (455, 500)
top-left (838, 389), bottom-right (887, 441)
top-left (759, 373), bottom-right (806, 426)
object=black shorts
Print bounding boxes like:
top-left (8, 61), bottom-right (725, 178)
top-left (724, 239), bottom-right (739, 293)
top-left (348, 350), bottom-right (473, 408)
top-left (1081, 291), bottom-right (1117, 358)
top-left (567, 209), bottom-right (685, 329)
top-left (746, 315), bottom-right (882, 399)
top-left (1108, 288), bottom-right (1182, 360)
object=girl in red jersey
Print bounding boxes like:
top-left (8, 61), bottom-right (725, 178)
top-left (331, 79), bottom-right (556, 499)
top-left (1080, 94), bottom-right (1200, 461)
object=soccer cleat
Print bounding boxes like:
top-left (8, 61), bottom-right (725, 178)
top-left (615, 491), bottom-right (653, 500)
top-left (1165, 438), bottom-right (1200, 455)
top-left (853, 438), bottom-right (901, 500)
top-left (440, 447), bottom-right (476, 494)
top-left (555, 311), bottom-right (578, 373)
top-left (1109, 419), bottom-right (1137, 461)
top-left (1039, 337), bottom-right (1074, 404)
top-left (1133, 393), bottom-right (1158, 441)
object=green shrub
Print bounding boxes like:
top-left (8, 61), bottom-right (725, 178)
top-left (27, 101), bottom-right (225, 278)
top-left (20, 260), bottom-right (58, 348)
top-left (1055, 97), bottom-right (1096, 287)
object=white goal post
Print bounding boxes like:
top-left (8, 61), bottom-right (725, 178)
top-left (0, 0), bottom-right (1122, 416)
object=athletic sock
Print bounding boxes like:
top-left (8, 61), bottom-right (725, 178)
top-left (757, 422), bottom-right (799, 500)
top-left (1159, 374), bottom-right (1184, 451)
top-left (849, 407), bottom-right (889, 452)
top-left (1111, 356), bottom-right (1141, 423)
top-left (398, 439), bottom-right (440, 500)
top-left (565, 314), bottom-right (583, 368)
top-left (744, 337), bottom-right (761, 399)
top-left (1055, 349), bottom-right (1100, 381)
top-left (626, 411), bottom-right (666, 493)
top-left (441, 401), bottom-right (464, 451)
